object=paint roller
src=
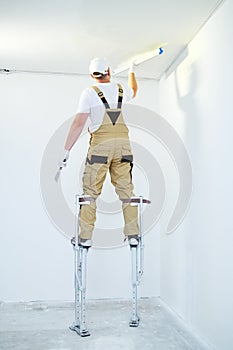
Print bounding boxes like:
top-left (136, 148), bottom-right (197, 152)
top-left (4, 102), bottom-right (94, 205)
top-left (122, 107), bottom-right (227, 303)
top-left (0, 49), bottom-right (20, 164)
top-left (112, 45), bottom-right (166, 75)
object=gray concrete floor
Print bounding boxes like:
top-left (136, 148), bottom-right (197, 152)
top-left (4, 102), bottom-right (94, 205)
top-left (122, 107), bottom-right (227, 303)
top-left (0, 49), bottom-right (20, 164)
top-left (0, 298), bottom-right (209, 350)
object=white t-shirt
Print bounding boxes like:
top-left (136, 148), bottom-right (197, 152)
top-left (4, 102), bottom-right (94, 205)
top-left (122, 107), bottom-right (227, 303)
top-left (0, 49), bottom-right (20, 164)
top-left (77, 82), bottom-right (134, 133)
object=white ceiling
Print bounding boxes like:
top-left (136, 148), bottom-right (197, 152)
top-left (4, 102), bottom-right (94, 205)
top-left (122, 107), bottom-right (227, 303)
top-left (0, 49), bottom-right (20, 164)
top-left (0, 0), bottom-right (225, 80)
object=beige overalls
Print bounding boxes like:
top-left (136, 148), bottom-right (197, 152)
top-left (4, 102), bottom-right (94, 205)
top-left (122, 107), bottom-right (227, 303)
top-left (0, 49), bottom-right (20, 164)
top-left (79, 84), bottom-right (139, 240)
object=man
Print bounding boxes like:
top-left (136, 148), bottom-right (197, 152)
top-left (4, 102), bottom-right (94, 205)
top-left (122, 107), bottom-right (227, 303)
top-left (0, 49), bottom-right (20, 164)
top-left (61, 57), bottom-right (139, 247)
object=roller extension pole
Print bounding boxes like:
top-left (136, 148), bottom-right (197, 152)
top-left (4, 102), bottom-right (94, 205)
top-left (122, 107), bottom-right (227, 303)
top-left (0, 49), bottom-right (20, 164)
top-left (69, 195), bottom-right (90, 337)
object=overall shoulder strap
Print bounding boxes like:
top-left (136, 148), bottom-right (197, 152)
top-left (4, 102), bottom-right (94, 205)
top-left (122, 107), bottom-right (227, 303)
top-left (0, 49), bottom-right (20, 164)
top-left (117, 84), bottom-right (123, 109)
top-left (92, 86), bottom-right (110, 109)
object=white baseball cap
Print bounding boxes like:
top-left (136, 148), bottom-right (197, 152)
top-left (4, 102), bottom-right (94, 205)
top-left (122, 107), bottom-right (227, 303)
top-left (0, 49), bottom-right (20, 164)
top-left (89, 57), bottom-right (109, 77)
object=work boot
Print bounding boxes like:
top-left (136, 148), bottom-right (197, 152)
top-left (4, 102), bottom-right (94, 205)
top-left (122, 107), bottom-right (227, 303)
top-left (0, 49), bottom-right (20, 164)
top-left (70, 237), bottom-right (76, 246)
top-left (78, 237), bottom-right (92, 247)
top-left (70, 237), bottom-right (92, 247)
top-left (128, 235), bottom-right (139, 246)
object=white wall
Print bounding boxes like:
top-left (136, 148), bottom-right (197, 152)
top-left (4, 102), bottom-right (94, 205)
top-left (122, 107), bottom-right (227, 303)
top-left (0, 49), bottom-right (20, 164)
top-left (2, 2), bottom-right (232, 347)
top-left (0, 72), bottom-right (160, 302)
top-left (159, 1), bottom-right (233, 349)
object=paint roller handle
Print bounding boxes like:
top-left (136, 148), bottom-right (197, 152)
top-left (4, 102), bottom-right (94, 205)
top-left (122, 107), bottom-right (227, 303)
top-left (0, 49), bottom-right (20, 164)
top-left (128, 62), bottom-right (136, 73)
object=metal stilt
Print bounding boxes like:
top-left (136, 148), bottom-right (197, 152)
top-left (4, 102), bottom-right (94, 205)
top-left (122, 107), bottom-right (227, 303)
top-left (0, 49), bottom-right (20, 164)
top-left (69, 195), bottom-right (91, 337)
top-left (69, 194), bottom-right (150, 335)
top-left (128, 196), bottom-right (151, 327)
top-left (129, 245), bottom-right (140, 326)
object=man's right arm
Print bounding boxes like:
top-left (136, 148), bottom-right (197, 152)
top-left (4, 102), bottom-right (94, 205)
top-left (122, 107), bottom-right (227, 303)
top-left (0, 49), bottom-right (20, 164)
top-left (64, 112), bottom-right (89, 151)
top-left (64, 88), bottom-right (91, 151)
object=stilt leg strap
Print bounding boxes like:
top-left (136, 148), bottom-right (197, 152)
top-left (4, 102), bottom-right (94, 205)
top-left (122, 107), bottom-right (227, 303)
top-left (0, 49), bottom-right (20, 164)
top-left (121, 197), bottom-right (151, 204)
top-left (76, 195), bottom-right (96, 204)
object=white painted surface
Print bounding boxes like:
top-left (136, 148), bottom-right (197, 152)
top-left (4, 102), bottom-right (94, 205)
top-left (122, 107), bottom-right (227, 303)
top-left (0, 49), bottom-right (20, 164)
top-left (0, 0), bottom-right (224, 79)
top-left (1, 1), bottom-right (233, 348)
top-left (159, 1), bottom-right (233, 349)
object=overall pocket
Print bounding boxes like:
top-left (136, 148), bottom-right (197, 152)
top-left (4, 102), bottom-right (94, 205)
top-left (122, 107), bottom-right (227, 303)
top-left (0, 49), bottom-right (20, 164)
top-left (121, 144), bottom-right (133, 163)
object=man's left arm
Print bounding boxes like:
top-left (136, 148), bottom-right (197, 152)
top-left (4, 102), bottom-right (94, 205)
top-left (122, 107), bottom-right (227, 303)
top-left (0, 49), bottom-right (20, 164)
top-left (128, 65), bottom-right (138, 98)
